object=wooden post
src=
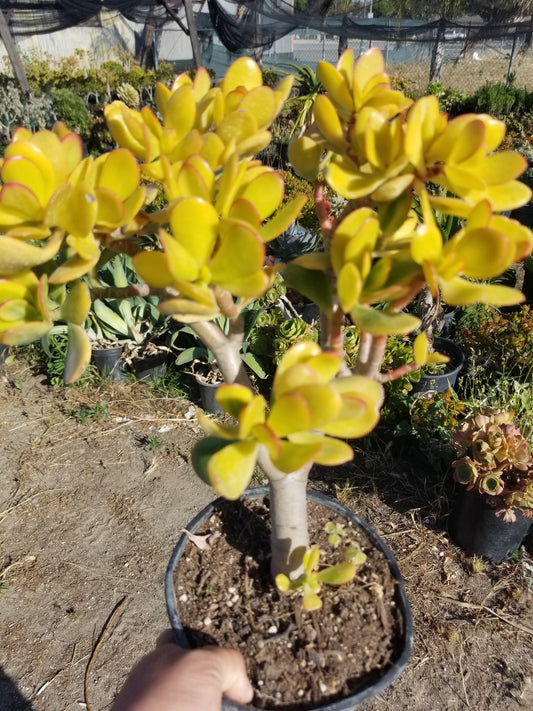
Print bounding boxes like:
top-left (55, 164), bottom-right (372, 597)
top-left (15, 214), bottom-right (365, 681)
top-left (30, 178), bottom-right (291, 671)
top-left (0, 10), bottom-right (30, 94)
top-left (182, 0), bottom-right (202, 69)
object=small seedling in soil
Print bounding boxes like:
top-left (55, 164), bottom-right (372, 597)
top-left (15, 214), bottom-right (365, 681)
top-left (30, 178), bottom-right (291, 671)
top-left (64, 401), bottom-right (109, 424)
top-left (144, 435), bottom-right (164, 452)
top-left (325, 521), bottom-right (345, 546)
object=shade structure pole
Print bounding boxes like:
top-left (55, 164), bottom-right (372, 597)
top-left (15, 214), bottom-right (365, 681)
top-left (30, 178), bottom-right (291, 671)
top-left (0, 10), bottom-right (30, 94)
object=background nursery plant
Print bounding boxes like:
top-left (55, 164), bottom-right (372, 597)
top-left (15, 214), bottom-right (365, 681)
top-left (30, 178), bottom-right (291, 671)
top-left (0, 47), bottom-right (532, 599)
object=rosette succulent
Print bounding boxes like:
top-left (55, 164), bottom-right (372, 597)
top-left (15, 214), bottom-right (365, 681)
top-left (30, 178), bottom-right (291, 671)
top-left (453, 412), bottom-right (533, 520)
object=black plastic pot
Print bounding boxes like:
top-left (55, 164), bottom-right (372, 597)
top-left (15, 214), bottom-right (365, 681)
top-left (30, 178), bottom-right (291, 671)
top-left (92, 345), bottom-right (126, 382)
top-left (411, 337), bottom-right (465, 395)
top-left (449, 489), bottom-right (533, 564)
top-left (194, 374), bottom-right (224, 414)
top-left (133, 352), bottom-right (168, 382)
top-left (165, 487), bottom-right (413, 711)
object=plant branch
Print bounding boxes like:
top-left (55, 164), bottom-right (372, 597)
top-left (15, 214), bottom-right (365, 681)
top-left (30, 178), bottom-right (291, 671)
top-left (190, 320), bottom-right (251, 387)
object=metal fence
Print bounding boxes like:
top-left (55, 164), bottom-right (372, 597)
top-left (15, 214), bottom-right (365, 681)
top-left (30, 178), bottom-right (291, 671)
top-left (161, 24), bottom-right (533, 96)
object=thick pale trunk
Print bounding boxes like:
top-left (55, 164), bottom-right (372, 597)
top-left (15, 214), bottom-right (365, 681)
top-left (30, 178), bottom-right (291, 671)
top-left (265, 462), bottom-right (311, 579)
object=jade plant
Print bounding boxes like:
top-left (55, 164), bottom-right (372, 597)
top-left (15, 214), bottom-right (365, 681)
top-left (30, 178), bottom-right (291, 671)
top-left (1, 49), bottom-right (533, 589)
top-left (453, 411), bottom-right (533, 521)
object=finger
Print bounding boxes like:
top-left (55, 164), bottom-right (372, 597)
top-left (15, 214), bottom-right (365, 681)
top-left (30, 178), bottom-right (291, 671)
top-left (155, 629), bottom-right (177, 647)
top-left (207, 647), bottom-right (254, 705)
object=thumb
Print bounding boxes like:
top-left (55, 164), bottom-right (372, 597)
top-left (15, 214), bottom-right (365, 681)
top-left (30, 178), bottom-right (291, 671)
top-left (205, 647), bottom-right (254, 705)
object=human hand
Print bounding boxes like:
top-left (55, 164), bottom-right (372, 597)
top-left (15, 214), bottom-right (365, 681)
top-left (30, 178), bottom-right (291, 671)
top-left (112, 643), bottom-right (254, 711)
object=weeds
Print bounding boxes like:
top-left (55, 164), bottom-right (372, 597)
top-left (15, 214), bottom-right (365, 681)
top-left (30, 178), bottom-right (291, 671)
top-left (64, 401), bottom-right (109, 424)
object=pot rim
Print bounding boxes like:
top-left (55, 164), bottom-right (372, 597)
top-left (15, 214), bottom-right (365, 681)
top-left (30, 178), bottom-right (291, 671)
top-left (165, 486), bottom-right (413, 711)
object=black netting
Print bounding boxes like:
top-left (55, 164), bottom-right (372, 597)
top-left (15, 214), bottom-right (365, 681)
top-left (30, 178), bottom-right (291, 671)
top-left (0, 0), bottom-right (531, 51)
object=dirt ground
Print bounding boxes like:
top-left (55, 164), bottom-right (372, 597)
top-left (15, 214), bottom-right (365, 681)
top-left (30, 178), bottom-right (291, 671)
top-left (1, 357), bottom-right (533, 711)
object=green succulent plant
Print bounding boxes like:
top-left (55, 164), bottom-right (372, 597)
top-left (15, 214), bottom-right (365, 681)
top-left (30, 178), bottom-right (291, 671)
top-left (453, 411), bottom-right (533, 521)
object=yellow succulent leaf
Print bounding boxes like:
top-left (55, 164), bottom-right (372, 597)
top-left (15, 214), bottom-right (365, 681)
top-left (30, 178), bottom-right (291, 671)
top-left (343, 216), bottom-right (380, 265)
top-left (228, 198), bottom-right (261, 230)
top-left (493, 215), bottom-right (533, 261)
top-left (287, 136), bottom-right (323, 181)
top-left (337, 48), bottom-right (354, 83)
top-left (164, 84), bottom-right (196, 140)
top-left (238, 394), bottom-right (267, 437)
top-left (290, 432), bottom-right (353, 466)
top-left (211, 218), bottom-right (264, 283)
top-left (351, 305), bottom-right (420, 335)
top-left (239, 86), bottom-right (278, 130)
top-left (290, 251), bottom-right (329, 270)
top-left (133, 250), bottom-right (173, 288)
top-left (443, 164), bottom-right (485, 192)
top-left (313, 94), bottom-right (347, 151)
top-left (104, 103), bottom-right (147, 160)
top-left (59, 281), bottom-right (91, 325)
top-left (159, 231), bottom-right (200, 282)
top-left (317, 59), bottom-right (353, 113)
top-left (63, 323), bottom-right (91, 384)
top-left (217, 110), bottom-right (258, 149)
top-left (169, 197), bottom-right (219, 269)
top-left (260, 194), bottom-right (308, 243)
top-left (272, 439), bottom-right (322, 474)
top-left (297, 384), bottom-right (342, 429)
top-left (371, 174), bottom-right (414, 203)
top-left (274, 74), bottom-right (295, 105)
top-left (251, 422), bottom-right (282, 460)
top-left (171, 72), bottom-right (193, 91)
top-left (322, 395), bottom-right (380, 439)
top-left (215, 151), bottom-right (241, 216)
top-left (0, 319), bottom-right (52, 345)
top-left (332, 373), bottom-right (384, 407)
top-left (176, 161), bottom-right (210, 201)
top-left (155, 82), bottom-right (171, 115)
top-left (201, 133), bottom-right (225, 169)
top-left (479, 151), bottom-right (527, 184)
top-left (28, 130), bottom-right (68, 182)
top-left (238, 171), bottom-right (284, 220)
top-left (439, 277), bottom-right (525, 306)
top-left (338, 262), bottom-right (362, 313)
top-left (352, 48), bottom-right (386, 106)
top-left (0, 182), bottom-right (43, 226)
top-left (197, 411), bottom-right (238, 439)
top-left (215, 383), bottom-right (254, 417)
top-left (482, 116), bottom-right (507, 152)
top-left (192, 66), bottom-right (212, 101)
top-left (59, 132), bottom-right (84, 176)
top-left (267, 393), bottom-right (311, 436)
top-left (452, 227), bottom-right (510, 279)
top-left (207, 439), bottom-right (258, 500)
top-left (427, 116), bottom-right (485, 164)
top-left (307, 352), bottom-right (342, 382)
top-left (94, 187), bottom-right (125, 228)
top-left (219, 268), bottom-right (269, 299)
top-left (327, 157), bottom-right (384, 199)
top-left (274, 342), bottom-right (321, 379)
top-left (222, 56), bottom-right (262, 95)
top-left (413, 331), bottom-right (428, 366)
top-left (427, 350), bottom-right (450, 365)
top-left (0, 230), bottom-right (62, 276)
top-left (158, 299), bottom-right (221, 320)
top-left (1, 155), bottom-right (51, 206)
top-left (410, 224), bottom-right (443, 265)
top-left (122, 186), bottom-right (147, 226)
top-left (236, 130), bottom-right (272, 158)
top-left (46, 183), bottom-right (98, 237)
top-left (331, 208), bottom-right (375, 271)
top-left (0, 279), bottom-right (27, 301)
top-left (274, 362), bottom-right (322, 399)
top-left (49, 253), bottom-right (99, 284)
top-left (4, 137), bottom-right (59, 183)
top-left (0, 297), bottom-right (33, 321)
top-left (364, 257), bottom-right (392, 295)
top-left (464, 181), bottom-right (532, 212)
top-left (427, 194), bottom-right (473, 219)
top-left (96, 148), bottom-right (140, 200)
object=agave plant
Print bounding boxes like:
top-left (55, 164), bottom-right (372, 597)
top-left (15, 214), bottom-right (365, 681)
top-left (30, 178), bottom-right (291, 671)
top-left (453, 411), bottom-right (533, 520)
top-left (0, 49), bottom-right (532, 590)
